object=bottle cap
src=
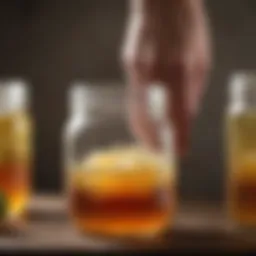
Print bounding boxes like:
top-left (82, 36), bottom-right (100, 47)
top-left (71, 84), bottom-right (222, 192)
top-left (229, 71), bottom-right (256, 107)
top-left (0, 79), bottom-right (28, 115)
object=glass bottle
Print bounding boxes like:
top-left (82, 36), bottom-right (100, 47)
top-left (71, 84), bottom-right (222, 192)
top-left (63, 82), bottom-right (176, 239)
top-left (0, 79), bottom-right (32, 232)
top-left (226, 72), bottom-right (256, 230)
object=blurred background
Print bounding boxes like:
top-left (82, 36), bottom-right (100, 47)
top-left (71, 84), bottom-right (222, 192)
top-left (0, 0), bottom-right (255, 202)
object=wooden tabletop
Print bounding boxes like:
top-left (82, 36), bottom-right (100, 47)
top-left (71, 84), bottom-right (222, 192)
top-left (0, 195), bottom-right (255, 253)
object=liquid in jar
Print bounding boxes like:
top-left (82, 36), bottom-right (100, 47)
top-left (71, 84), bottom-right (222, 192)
top-left (0, 111), bottom-right (31, 229)
top-left (69, 146), bottom-right (175, 238)
top-left (227, 113), bottom-right (256, 226)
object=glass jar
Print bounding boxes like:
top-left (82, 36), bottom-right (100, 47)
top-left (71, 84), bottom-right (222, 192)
top-left (63, 82), bottom-right (176, 239)
top-left (0, 80), bottom-right (32, 232)
top-left (226, 72), bottom-right (256, 230)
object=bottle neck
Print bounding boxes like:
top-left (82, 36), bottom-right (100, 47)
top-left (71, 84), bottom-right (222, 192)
top-left (229, 72), bottom-right (256, 114)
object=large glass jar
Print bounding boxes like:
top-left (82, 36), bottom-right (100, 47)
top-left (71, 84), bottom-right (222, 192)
top-left (0, 80), bottom-right (32, 232)
top-left (226, 72), bottom-right (256, 230)
top-left (63, 82), bottom-right (176, 239)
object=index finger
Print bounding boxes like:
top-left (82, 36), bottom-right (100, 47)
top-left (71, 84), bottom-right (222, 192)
top-left (165, 67), bottom-right (192, 156)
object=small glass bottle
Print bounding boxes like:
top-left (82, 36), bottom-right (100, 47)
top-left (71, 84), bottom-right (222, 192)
top-left (0, 80), bottom-right (32, 232)
top-left (226, 72), bottom-right (256, 231)
top-left (63, 82), bottom-right (176, 239)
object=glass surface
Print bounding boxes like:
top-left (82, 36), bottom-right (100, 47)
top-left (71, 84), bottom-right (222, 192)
top-left (63, 82), bottom-right (176, 239)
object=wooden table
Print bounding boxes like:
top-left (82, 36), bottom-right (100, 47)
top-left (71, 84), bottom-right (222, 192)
top-left (0, 195), bottom-right (255, 253)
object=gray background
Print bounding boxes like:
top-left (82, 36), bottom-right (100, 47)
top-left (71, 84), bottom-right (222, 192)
top-left (0, 0), bottom-right (255, 201)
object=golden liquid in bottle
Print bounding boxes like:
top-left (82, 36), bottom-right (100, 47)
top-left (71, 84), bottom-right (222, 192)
top-left (0, 111), bottom-right (31, 229)
top-left (227, 112), bottom-right (256, 226)
top-left (69, 146), bottom-right (175, 238)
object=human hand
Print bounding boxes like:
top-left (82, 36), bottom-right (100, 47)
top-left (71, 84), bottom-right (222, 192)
top-left (122, 0), bottom-right (211, 156)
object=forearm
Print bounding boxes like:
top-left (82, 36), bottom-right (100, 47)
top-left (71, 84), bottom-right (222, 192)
top-left (128, 0), bottom-right (208, 45)
top-left (129, 0), bottom-right (206, 22)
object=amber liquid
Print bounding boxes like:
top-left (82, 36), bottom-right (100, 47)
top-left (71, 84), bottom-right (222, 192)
top-left (0, 162), bottom-right (29, 226)
top-left (69, 147), bottom-right (175, 238)
top-left (227, 113), bottom-right (256, 227)
top-left (71, 184), bottom-right (173, 237)
top-left (230, 178), bottom-right (256, 225)
top-left (0, 111), bottom-right (31, 230)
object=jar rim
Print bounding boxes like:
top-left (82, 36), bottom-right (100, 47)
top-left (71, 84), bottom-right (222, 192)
top-left (68, 82), bottom-right (126, 116)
